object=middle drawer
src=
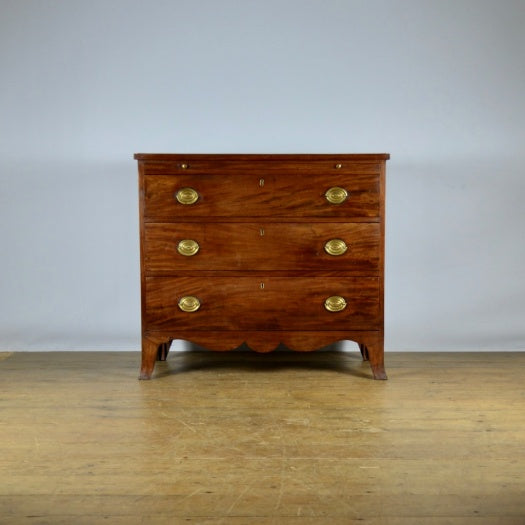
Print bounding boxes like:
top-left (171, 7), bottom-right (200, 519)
top-left (144, 222), bottom-right (380, 273)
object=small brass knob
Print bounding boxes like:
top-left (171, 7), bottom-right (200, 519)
top-left (180, 163), bottom-right (189, 169)
top-left (178, 296), bottom-right (201, 313)
top-left (324, 296), bottom-right (347, 312)
top-left (324, 239), bottom-right (348, 256)
top-left (325, 187), bottom-right (348, 205)
top-left (177, 239), bottom-right (200, 256)
top-left (175, 187), bottom-right (199, 205)
top-left (335, 163), bottom-right (342, 169)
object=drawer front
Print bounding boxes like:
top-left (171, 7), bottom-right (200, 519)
top-left (144, 223), bottom-right (380, 273)
top-left (144, 276), bottom-right (380, 331)
top-left (142, 172), bottom-right (379, 219)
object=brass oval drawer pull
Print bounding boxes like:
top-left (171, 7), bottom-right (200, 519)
top-left (325, 186), bottom-right (348, 204)
top-left (177, 239), bottom-right (200, 257)
top-left (178, 296), bottom-right (201, 313)
top-left (324, 295), bottom-right (347, 312)
top-left (175, 187), bottom-right (199, 205)
top-left (324, 239), bottom-right (348, 256)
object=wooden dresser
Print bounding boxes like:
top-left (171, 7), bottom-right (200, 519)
top-left (135, 153), bottom-right (389, 380)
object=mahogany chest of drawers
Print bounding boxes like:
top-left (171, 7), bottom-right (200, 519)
top-left (135, 153), bottom-right (389, 380)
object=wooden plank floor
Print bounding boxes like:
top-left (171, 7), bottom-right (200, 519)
top-left (1, 350), bottom-right (525, 524)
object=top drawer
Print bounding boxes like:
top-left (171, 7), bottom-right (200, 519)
top-left (140, 160), bottom-right (382, 220)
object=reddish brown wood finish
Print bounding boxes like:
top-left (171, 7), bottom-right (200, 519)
top-left (136, 153), bottom-right (389, 380)
top-left (142, 172), bottom-right (380, 219)
top-left (144, 276), bottom-right (380, 331)
top-left (144, 223), bottom-right (380, 273)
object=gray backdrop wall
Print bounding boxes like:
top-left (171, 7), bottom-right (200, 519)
top-left (1, 0), bottom-right (524, 351)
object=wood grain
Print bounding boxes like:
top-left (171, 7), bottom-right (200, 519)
top-left (144, 276), bottom-right (381, 331)
top-left (144, 222), bottom-right (380, 273)
top-left (142, 172), bottom-right (380, 220)
top-left (1, 351), bottom-right (525, 523)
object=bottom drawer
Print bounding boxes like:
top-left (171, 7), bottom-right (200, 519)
top-left (144, 276), bottom-right (380, 331)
